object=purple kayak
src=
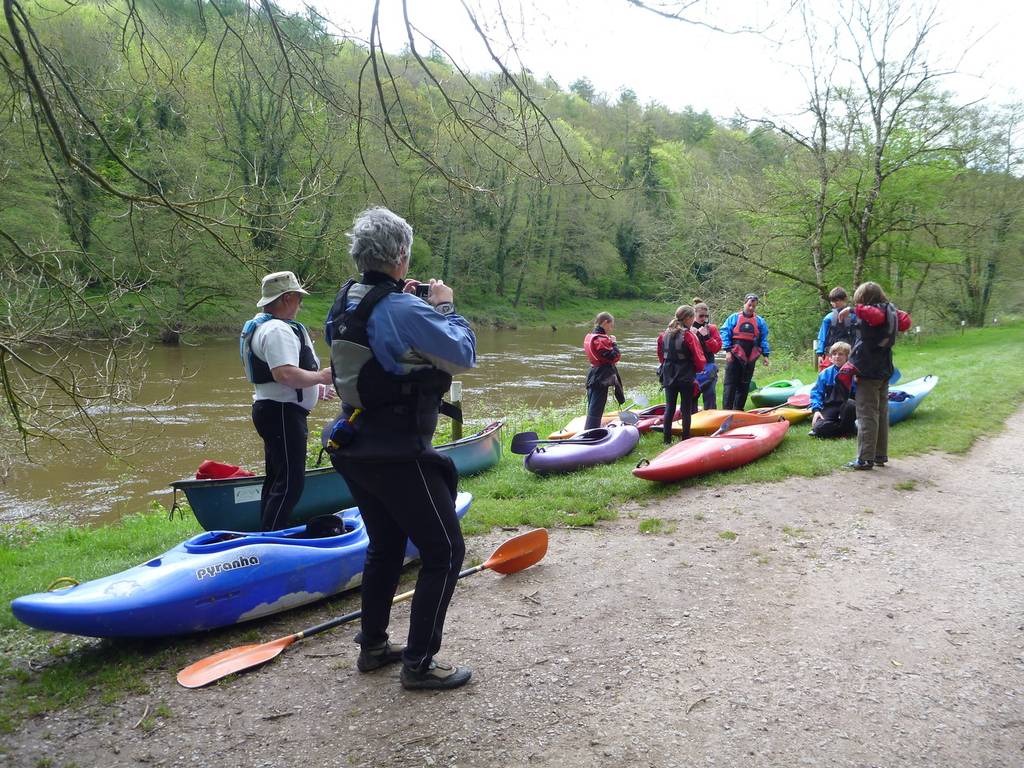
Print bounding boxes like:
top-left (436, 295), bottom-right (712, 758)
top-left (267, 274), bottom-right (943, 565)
top-left (524, 423), bottom-right (641, 475)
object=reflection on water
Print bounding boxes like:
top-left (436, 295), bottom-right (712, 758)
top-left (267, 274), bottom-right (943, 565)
top-left (0, 320), bottom-right (669, 526)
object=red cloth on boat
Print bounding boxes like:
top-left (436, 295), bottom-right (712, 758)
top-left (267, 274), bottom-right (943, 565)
top-left (195, 460), bottom-right (256, 480)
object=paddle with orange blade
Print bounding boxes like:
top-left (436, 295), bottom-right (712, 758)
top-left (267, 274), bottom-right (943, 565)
top-left (177, 528), bottom-right (549, 688)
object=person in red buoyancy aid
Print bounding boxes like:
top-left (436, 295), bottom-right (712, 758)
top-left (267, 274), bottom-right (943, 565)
top-left (691, 298), bottom-right (723, 410)
top-left (840, 281), bottom-right (912, 470)
top-left (720, 293), bottom-right (771, 411)
top-left (583, 312), bottom-right (625, 430)
top-left (657, 305), bottom-right (706, 443)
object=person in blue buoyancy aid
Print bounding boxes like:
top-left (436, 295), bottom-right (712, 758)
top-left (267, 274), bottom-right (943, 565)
top-left (583, 312), bottom-right (625, 430)
top-left (324, 207), bottom-right (477, 691)
top-left (720, 293), bottom-right (771, 411)
top-left (815, 286), bottom-right (857, 371)
top-left (809, 342), bottom-right (858, 438)
top-left (240, 271), bottom-right (335, 532)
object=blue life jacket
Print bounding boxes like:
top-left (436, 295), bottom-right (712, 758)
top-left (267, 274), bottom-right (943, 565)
top-left (326, 275), bottom-right (460, 458)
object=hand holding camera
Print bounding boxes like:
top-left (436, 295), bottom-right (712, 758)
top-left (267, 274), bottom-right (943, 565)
top-left (407, 278), bottom-right (454, 307)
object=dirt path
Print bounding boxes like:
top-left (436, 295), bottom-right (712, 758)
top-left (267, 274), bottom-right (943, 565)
top-left (5, 411), bottom-right (1024, 767)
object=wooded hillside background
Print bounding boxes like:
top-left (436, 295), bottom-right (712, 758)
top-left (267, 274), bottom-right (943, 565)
top-left (0, 0), bottom-right (1021, 446)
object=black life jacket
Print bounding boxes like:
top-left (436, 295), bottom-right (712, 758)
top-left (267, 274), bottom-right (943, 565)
top-left (850, 303), bottom-right (899, 381)
top-left (326, 275), bottom-right (458, 458)
top-left (825, 307), bottom-right (856, 348)
top-left (660, 330), bottom-right (697, 385)
top-left (240, 314), bottom-right (318, 402)
top-left (691, 322), bottom-right (714, 364)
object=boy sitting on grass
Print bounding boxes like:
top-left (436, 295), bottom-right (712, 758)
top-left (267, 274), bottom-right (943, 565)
top-left (809, 342), bottom-right (857, 438)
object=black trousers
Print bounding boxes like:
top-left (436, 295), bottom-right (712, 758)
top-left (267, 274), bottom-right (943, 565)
top-left (722, 358), bottom-right (757, 411)
top-left (252, 400), bottom-right (309, 531)
top-left (584, 385), bottom-right (609, 430)
top-left (811, 399), bottom-right (858, 438)
top-left (663, 382), bottom-right (695, 443)
top-left (332, 454), bottom-right (464, 672)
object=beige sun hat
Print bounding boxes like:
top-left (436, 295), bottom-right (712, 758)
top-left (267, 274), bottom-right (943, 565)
top-left (257, 271), bottom-right (309, 308)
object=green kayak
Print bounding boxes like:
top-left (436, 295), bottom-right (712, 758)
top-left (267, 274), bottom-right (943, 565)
top-left (171, 421), bottom-right (503, 532)
top-left (748, 379), bottom-right (804, 407)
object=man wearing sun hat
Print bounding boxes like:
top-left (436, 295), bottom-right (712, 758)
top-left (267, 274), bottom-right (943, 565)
top-left (240, 270), bottom-right (334, 531)
top-left (719, 292), bottom-right (771, 411)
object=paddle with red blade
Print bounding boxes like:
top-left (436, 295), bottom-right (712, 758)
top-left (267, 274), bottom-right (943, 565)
top-left (177, 528), bottom-right (549, 689)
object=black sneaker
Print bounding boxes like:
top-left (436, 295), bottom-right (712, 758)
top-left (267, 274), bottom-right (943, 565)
top-left (400, 660), bottom-right (472, 691)
top-left (357, 641), bottom-right (405, 673)
top-left (873, 456), bottom-right (888, 467)
top-left (844, 459), bottom-right (873, 470)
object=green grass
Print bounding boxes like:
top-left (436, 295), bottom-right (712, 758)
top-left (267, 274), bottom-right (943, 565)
top-left (0, 320), bottom-right (1021, 730)
top-left (639, 518), bottom-right (675, 535)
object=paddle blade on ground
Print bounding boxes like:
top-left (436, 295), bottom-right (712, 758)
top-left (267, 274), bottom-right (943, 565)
top-left (482, 528), bottom-right (548, 574)
top-left (786, 394), bottom-right (810, 408)
top-left (177, 634), bottom-right (299, 689)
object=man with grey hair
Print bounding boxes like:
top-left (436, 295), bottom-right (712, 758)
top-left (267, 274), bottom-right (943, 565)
top-left (324, 207), bottom-right (477, 690)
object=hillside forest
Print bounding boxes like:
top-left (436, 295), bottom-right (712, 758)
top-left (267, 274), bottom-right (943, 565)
top-left (0, 0), bottom-right (1022, 454)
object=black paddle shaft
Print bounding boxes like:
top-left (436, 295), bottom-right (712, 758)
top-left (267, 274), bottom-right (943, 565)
top-left (510, 431), bottom-right (606, 455)
top-left (296, 563), bottom-right (487, 641)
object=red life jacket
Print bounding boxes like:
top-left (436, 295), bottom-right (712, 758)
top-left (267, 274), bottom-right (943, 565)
top-left (584, 331), bottom-right (619, 366)
top-left (730, 312), bottom-right (762, 362)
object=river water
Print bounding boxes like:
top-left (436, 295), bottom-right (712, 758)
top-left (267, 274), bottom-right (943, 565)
top-left (0, 321), bottom-right (670, 526)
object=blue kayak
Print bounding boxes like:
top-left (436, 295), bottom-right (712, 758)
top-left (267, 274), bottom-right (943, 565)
top-left (11, 493), bottom-right (472, 638)
top-left (888, 374), bottom-right (937, 425)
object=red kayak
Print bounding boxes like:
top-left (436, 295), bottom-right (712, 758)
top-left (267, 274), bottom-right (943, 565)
top-left (635, 404), bottom-right (683, 433)
top-left (632, 419), bottom-right (790, 482)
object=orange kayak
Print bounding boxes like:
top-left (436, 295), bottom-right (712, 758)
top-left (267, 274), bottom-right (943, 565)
top-left (633, 419), bottom-right (790, 482)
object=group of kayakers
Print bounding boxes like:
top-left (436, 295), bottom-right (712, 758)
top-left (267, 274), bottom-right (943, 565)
top-left (241, 207), bottom-right (478, 691)
top-left (240, 211), bottom-right (913, 695)
top-left (583, 283), bottom-right (911, 470)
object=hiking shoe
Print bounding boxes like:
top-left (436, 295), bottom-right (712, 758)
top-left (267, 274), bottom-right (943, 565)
top-left (400, 660), bottom-right (472, 691)
top-left (357, 641), bottom-right (405, 673)
top-left (844, 459), bottom-right (873, 470)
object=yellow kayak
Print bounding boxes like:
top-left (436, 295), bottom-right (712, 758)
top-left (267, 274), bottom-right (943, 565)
top-left (748, 406), bottom-right (812, 424)
top-left (548, 414), bottom-right (617, 440)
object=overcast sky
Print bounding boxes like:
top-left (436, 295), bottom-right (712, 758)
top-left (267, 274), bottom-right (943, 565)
top-left (296, 0), bottom-right (1022, 121)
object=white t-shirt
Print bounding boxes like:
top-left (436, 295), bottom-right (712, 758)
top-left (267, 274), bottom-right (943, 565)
top-left (250, 319), bottom-right (321, 410)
